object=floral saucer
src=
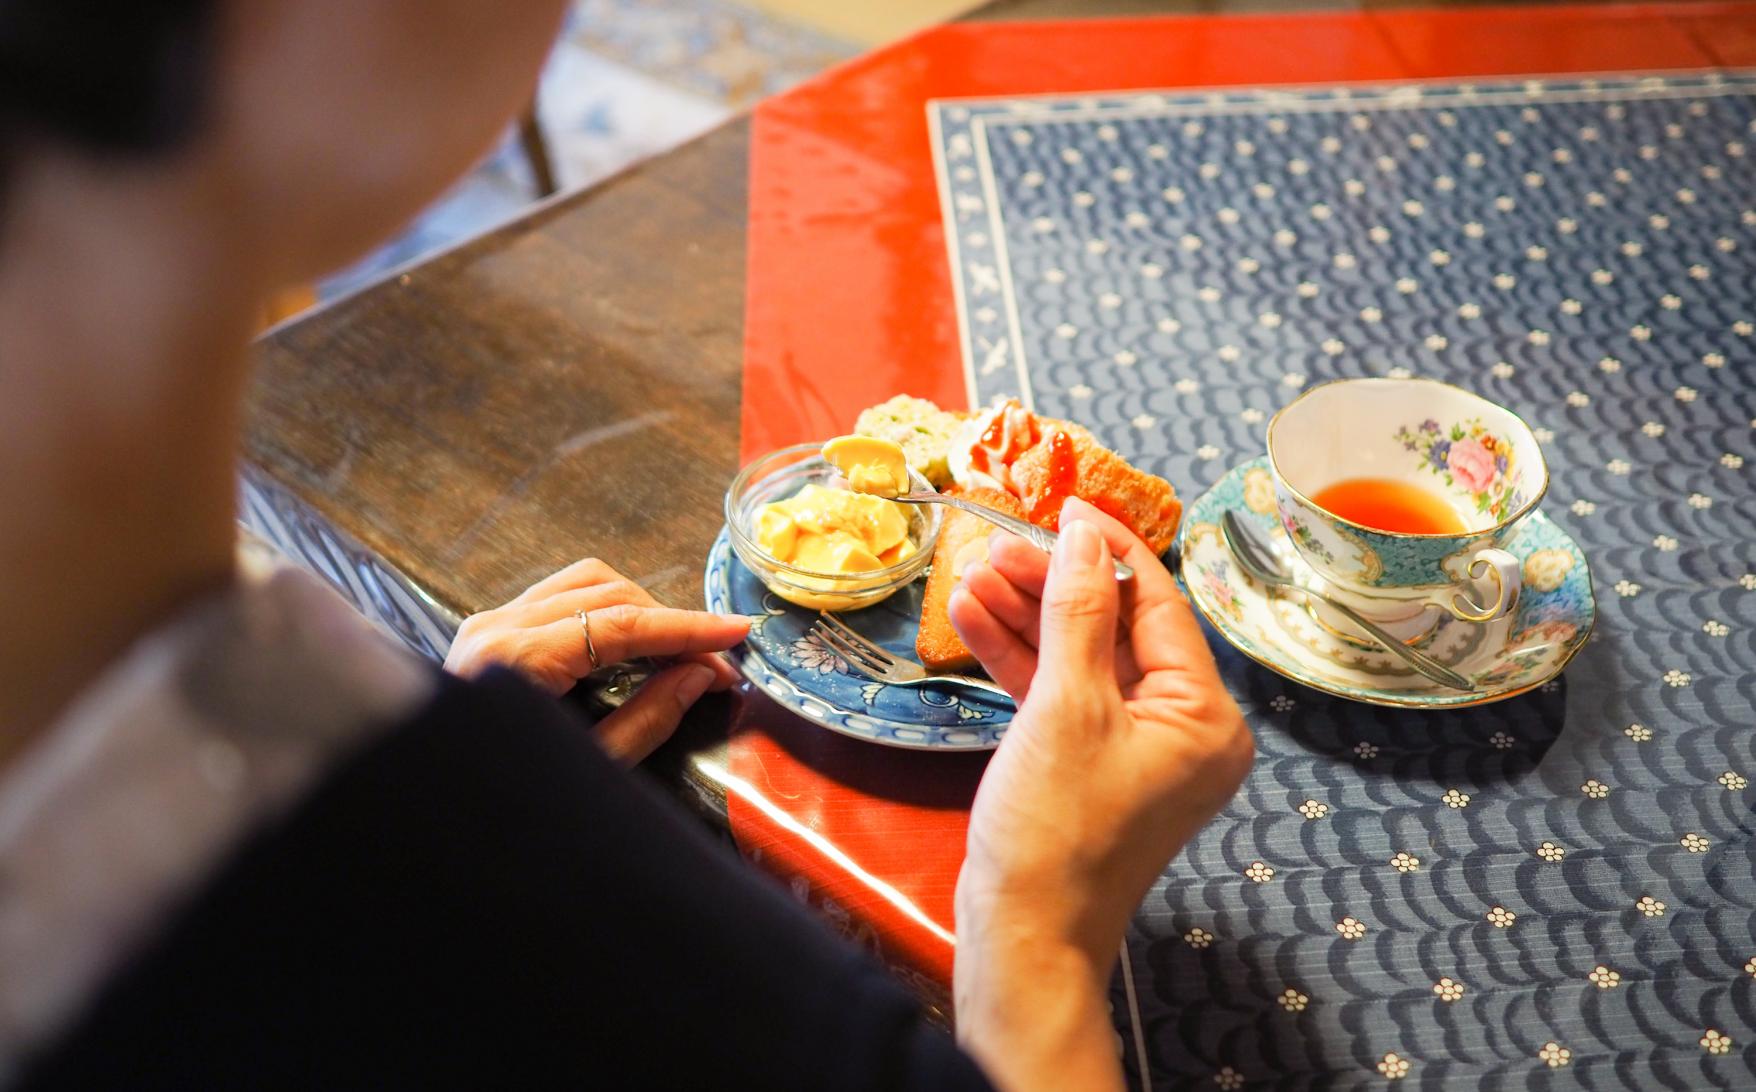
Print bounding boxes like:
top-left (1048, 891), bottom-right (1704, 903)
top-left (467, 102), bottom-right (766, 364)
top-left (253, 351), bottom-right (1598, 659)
top-left (704, 528), bottom-right (1012, 750)
top-left (1177, 457), bottom-right (1595, 708)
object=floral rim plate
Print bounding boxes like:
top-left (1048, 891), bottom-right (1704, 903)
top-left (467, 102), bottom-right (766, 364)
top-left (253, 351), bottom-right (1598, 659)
top-left (1177, 457), bottom-right (1596, 708)
top-left (704, 528), bottom-right (1012, 750)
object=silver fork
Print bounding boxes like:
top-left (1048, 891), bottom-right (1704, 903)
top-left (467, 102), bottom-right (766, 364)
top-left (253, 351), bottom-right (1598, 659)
top-left (809, 612), bottom-right (1015, 704)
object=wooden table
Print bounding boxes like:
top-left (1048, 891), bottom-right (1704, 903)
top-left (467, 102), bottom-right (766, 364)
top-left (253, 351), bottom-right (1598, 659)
top-left (246, 119), bottom-right (750, 619)
top-left (242, 0), bottom-right (1756, 1035)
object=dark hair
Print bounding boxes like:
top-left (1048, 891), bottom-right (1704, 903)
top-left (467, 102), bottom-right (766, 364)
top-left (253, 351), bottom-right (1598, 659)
top-left (0, 0), bottom-right (215, 160)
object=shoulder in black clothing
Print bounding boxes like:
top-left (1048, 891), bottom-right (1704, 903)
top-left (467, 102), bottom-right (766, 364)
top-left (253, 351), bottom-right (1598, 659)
top-left (17, 668), bottom-right (993, 1092)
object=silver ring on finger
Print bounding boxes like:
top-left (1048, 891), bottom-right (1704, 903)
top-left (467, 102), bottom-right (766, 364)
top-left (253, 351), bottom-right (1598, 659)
top-left (576, 609), bottom-right (601, 670)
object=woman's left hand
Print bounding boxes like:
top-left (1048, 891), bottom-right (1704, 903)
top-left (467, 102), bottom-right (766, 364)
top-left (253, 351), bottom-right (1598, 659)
top-left (444, 558), bottom-right (749, 763)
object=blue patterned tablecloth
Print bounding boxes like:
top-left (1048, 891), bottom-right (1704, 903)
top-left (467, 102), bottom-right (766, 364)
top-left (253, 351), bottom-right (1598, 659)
top-left (931, 73), bottom-right (1755, 1089)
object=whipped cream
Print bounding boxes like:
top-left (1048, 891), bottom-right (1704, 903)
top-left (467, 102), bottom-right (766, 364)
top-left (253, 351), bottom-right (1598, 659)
top-left (947, 399), bottom-right (1036, 495)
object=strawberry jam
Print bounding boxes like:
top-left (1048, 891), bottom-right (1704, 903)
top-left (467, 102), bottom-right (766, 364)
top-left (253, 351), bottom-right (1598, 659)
top-left (1027, 430), bottom-right (1079, 529)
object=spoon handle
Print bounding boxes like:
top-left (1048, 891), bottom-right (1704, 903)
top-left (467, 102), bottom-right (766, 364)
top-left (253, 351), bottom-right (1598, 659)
top-left (1304, 593), bottom-right (1478, 692)
top-left (896, 493), bottom-right (1135, 581)
top-left (1220, 511), bottom-right (1475, 692)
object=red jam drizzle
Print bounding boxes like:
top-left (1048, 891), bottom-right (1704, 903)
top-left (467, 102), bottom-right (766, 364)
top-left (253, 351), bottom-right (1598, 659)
top-left (1027, 430), bottom-right (1078, 529)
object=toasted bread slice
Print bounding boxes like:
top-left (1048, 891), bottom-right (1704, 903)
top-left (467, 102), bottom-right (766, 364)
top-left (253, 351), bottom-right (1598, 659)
top-left (1010, 423), bottom-right (1182, 555)
top-left (916, 486), bottom-right (1024, 673)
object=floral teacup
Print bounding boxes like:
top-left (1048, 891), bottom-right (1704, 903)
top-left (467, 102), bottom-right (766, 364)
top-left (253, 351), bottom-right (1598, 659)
top-left (1266, 378), bottom-right (1548, 642)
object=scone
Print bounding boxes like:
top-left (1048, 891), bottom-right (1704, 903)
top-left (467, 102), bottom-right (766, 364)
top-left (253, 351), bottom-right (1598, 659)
top-left (854, 394), bottom-right (966, 489)
top-left (916, 486), bottom-right (1024, 673)
top-left (1009, 424), bottom-right (1183, 555)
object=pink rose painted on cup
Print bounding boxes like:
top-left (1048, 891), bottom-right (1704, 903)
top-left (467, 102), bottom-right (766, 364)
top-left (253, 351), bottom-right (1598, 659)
top-left (1393, 416), bottom-right (1523, 520)
top-left (1446, 438), bottom-right (1496, 493)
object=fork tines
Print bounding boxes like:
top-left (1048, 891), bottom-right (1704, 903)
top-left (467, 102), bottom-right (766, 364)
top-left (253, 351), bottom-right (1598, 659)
top-left (810, 613), bottom-right (906, 680)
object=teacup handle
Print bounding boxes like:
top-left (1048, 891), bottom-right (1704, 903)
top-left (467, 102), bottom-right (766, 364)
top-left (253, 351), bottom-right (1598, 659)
top-left (1450, 549), bottom-right (1521, 622)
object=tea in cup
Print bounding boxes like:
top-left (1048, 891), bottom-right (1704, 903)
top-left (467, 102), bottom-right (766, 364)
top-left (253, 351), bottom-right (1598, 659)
top-left (1265, 378), bottom-right (1548, 642)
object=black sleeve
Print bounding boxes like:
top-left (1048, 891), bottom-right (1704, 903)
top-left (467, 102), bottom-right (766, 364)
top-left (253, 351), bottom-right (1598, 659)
top-left (20, 668), bottom-right (994, 1092)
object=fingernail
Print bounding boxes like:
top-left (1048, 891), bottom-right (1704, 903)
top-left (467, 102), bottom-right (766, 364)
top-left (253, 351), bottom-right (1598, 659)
top-left (1056, 520), bottom-right (1102, 572)
top-left (676, 664), bottom-right (716, 706)
top-left (726, 613), bottom-right (763, 625)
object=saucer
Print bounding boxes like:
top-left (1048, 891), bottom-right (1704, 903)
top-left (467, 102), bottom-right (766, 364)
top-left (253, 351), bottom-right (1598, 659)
top-left (1177, 457), bottom-right (1596, 708)
top-left (704, 528), bottom-right (1012, 750)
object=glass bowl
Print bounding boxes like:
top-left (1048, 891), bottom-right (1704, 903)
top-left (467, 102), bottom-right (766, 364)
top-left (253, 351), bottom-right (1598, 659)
top-left (724, 443), bottom-right (942, 611)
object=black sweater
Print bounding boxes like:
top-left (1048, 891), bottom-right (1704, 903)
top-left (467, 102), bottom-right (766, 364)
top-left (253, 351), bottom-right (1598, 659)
top-left (17, 668), bottom-right (992, 1091)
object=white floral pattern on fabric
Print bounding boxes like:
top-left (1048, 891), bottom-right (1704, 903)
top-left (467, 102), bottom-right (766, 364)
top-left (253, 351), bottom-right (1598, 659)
top-left (1486, 906), bottom-right (1517, 928)
top-left (1377, 1052), bottom-right (1411, 1079)
top-left (1589, 965), bottom-right (1621, 989)
top-left (1433, 978), bottom-right (1465, 1002)
top-left (1185, 927), bottom-right (1214, 949)
top-left (1721, 772), bottom-right (1748, 791)
top-left (1702, 1030), bottom-right (1733, 1055)
top-left (1625, 724), bottom-right (1653, 742)
top-left (1441, 789), bottom-right (1470, 809)
top-left (1278, 988), bottom-right (1310, 1013)
top-left (1681, 833), bottom-right (1711, 853)
top-left (1637, 896), bottom-right (1667, 918)
top-left (1582, 779), bottom-right (1610, 799)
top-left (1214, 1066), bottom-right (1245, 1090)
top-left (1299, 799), bottom-right (1330, 820)
top-left (1244, 861), bottom-right (1275, 883)
top-left (1336, 917), bottom-right (1368, 940)
top-left (1536, 841), bottom-right (1565, 862)
top-left (1390, 852), bottom-right (1420, 873)
top-left (1538, 1042), bottom-right (1572, 1068)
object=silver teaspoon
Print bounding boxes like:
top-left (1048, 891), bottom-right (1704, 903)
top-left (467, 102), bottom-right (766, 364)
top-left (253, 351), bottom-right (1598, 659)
top-left (1220, 511), bottom-right (1476, 692)
top-left (891, 492), bottom-right (1135, 581)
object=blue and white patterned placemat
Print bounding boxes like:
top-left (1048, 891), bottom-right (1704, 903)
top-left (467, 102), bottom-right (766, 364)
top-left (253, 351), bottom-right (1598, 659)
top-left (931, 72), bottom-right (1756, 1089)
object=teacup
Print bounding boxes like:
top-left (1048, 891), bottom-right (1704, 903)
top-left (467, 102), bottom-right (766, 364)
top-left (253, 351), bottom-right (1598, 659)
top-left (1265, 378), bottom-right (1548, 642)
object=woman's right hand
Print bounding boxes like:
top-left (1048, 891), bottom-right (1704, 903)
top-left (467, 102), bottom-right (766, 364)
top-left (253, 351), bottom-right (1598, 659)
top-left (947, 498), bottom-right (1253, 1091)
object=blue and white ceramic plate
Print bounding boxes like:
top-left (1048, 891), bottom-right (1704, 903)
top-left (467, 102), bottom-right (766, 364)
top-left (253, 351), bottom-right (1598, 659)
top-left (704, 528), bottom-right (1013, 750)
top-left (1178, 457), bottom-right (1596, 708)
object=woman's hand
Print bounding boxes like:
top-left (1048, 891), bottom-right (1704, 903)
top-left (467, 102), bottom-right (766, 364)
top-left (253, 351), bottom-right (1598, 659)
top-left (947, 498), bottom-right (1252, 1091)
top-left (444, 558), bottom-right (749, 764)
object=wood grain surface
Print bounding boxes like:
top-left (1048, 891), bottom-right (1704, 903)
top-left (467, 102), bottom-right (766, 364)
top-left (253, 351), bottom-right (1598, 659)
top-left (246, 121), bottom-right (749, 616)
